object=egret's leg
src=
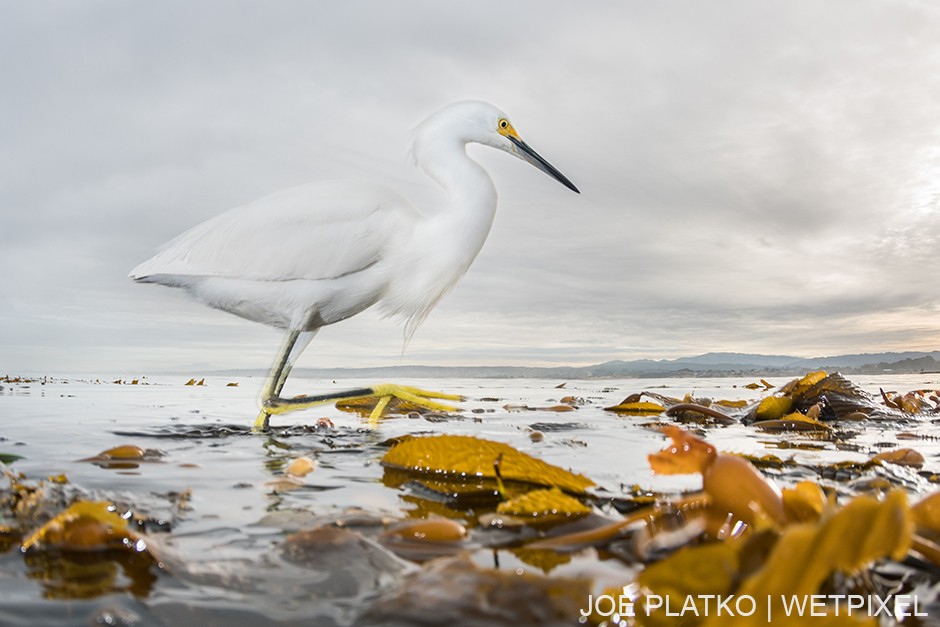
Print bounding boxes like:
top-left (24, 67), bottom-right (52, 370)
top-left (254, 330), bottom-right (319, 431)
top-left (261, 331), bottom-right (298, 397)
top-left (255, 333), bottom-right (462, 430)
top-left (254, 330), bottom-right (300, 431)
top-left (272, 330), bottom-right (316, 397)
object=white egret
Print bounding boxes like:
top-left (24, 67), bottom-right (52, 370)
top-left (130, 100), bottom-right (579, 430)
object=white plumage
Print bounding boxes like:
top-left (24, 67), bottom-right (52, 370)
top-left (131, 100), bottom-right (578, 428)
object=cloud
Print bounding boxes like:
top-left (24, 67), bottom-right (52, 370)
top-left (2, 1), bottom-right (940, 374)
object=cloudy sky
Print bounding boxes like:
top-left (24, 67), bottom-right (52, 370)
top-left (3, 1), bottom-right (940, 374)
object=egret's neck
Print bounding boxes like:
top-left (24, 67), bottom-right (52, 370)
top-left (383, 115), bottom-right (503, 339)
top-left (416, 134), bottom-right (495, 198)
top-left (412, 134), bottom-right (498, 249)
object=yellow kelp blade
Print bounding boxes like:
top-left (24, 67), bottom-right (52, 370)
top-left (632, 541), bottom-right (739, 626)
top-left (604, 400), bottom-right (666, 415)
top-left (912, 490), bottom-right (940, 536)
top-left (725, 490), bottom-right (911, 626)
top-left (649, 427), bottom-right (787, 527)
top-left (648, 425), bottom-right (717, 475)
top-left (871, 447), bottom-right (925, 468)
top-left (381, 434), bottom-right (594, 494)
top-left (755, 412), bottom-right (831, 433)
top-left (585, 491), bottom-right (907, 626)
top-left (751, 371), bottom-right (830, 423)
top-left (781, 481), bottom-right (828, 523)
top-left (753, 395), bottom-right (794, 422)
top-left (496, 487), bottom-right (591, 527)
top-left (21, 501), bottom-right (146, 553)
top-left (779, 370), bottom-right (828, 397)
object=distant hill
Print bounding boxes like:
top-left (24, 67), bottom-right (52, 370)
top-left (211, 350), bottom-right (940, 379)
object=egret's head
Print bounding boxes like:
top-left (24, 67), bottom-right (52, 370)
top-left (492, 113), bottom-right (579, 193)
top-left (414, 100), bottom-right (580, 194)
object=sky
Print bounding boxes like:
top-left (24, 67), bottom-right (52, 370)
top-left (2, 1), bottom-right (940, 374)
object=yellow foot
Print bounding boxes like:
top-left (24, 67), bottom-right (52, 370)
top-left (361, 384), bottom-right (463, 425)
top-left (256, 383), bottom-right (464, 429)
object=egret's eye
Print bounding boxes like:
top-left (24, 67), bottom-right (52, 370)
top-left (499, 119), bottom-right (509, 129)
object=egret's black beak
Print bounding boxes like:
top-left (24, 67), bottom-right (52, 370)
top-left (508, 135), bottom-right (580, 194)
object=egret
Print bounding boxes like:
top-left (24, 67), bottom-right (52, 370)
top-left (130, 100), bottom-right (579, 430)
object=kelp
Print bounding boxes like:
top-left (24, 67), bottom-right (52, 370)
top-left (16, 500), bottom-right (162, 599)
top-left (80, 444), bottom-right (164, 470)
top-left (285, 456), bottom-right (317, 477)
top-left (754, 412), bottom-right (831, 432)
top-left (580, 428), bottom-right (931, 625)
top-left (0, 452), bottom-right (23, 465)
top-left (21, 501), bottom-right (149, 553)
top-left (601, 371), bottom-right (908, 428)
top-left (381, 434), bottom-right (594, 494)
top-left (605, 399), bottom-right (667, 415)
top-left (377, 375), bottom-right (940, 608)
top-left (871, 448), bottom-right (925, 468)
top-left (649, 426), bottom-right (786, 527)
top-left (495, 487), bottom-right (591, 527)
top-left (379, 518), bottom-right (469, 562)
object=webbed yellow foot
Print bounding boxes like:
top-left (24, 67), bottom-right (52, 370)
top-left (255, 383), bottom-right (464, 430)
top-left (358, 384), bottom-right (463, 425)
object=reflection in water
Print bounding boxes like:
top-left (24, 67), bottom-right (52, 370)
top-left (24, 549), bottom-right (157, 599)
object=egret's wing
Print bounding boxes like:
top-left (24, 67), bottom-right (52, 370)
top-left (131, 181), bottom-right (418, 283)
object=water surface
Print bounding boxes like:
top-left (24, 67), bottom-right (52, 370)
top-left (2, 373), bottom-right (938, 625)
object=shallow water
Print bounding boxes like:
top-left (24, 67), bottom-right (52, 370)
top-left (2, 373), bottom-right (939, 625)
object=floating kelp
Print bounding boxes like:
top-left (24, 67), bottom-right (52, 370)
top-left (753, 412), bottom-right (831, 433)
top-left (80, 444), bottom-right (165, 470)
top-left (17, 501), bottom-right (162, 599)
top-left (752, 394), bottom-right (795, 422)
top-left (2, 471), bottom-right (71, 541)
top-left (285, 456), bottom-right (317, 477)
top-left (604, 394), bottom-right (667, 415)
top-left (602, 372), bottom-right (876, 427)
top-left (21, 501), bottom-right (149, 554)
top-left (605, 491), bottom-right (911, 625)
top-left (760, 371), bottom-right (902, 422)
top-left (379, 518), bottom-right (469, 562)
top-left (503, 403), bottom-right (578, 412)
top-left (0, 452), bottom-right (23, 465)
top-left (605, 373), bottom-right (940, 439)
top-left (381, 434), bottom-right (594, 495)
top-left (880, 388), bottom-right (940, 414)
top-left (664, 402), bottom-right (736, 425)
top-left (1, 375), bottom-right (46, 384)
top-left (649, 426), bottom-right (786, 526)
top-left (381, 518), bottom-right (467, 543)
top-left (579, 428), bottom-right (940, 625)
top-left (871, 448), bottom-right (926, 468)
top-left (383, 466), bottom-right (505, 512)
top-left (495, 487), bottom-right (591, 527)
